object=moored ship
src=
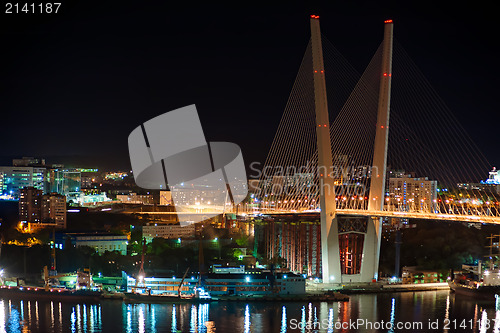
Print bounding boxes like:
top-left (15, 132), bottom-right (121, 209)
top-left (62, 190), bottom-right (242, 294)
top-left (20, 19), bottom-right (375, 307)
top-left (449, 234), bottom-right (500, 302)
top-left (0, 285), bottom-right (102, 301)
top-left (448, 275), bottom-right (500, 302)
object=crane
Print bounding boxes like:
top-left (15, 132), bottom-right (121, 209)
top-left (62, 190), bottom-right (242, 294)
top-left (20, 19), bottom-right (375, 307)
top-left (178, 267), bottom-right (190, 297)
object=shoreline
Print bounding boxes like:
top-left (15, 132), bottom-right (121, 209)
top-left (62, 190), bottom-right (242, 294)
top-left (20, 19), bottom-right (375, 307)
top-left (0, 283), bottom-right (451, 304)
top-left (327, 282), bottom-right (450, 295)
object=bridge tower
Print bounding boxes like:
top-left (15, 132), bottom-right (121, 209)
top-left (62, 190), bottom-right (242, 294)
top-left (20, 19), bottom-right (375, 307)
top-left (366, 19), bottom-right (394, 281)
top-left (310, 15), bottom-right (341, 283)
top-left (311, 17), bottom-right (393, 284)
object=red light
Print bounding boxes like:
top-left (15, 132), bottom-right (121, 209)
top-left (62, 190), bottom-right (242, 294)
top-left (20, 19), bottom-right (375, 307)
top-left (310, 15), bottom-right (319, 19)
top-left (318, 125), bottom-right (321, 127)
top-left (383, 73), bottom-right (387, 76)
top-left (384, 19), bottom-right (393, 23)
top-left (323, 124), bottom-right (327, 127)
top-left (389, 73), bottom-right (392, 77)
top-left (320, 70), bottom-right (324, 73)
top-left (314, 70), bottom-right (318, 73)
top-left (381, 126), bottom-right (384, 128)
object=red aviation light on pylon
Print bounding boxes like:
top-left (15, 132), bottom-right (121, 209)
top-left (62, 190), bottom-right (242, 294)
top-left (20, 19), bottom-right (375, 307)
top-left (384, 19), bottom-right (393, 23)
top-left (310, 15), bottom-right (320, 19)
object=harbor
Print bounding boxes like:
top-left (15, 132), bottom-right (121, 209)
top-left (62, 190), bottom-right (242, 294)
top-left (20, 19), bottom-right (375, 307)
top-left (2, 289), bottom-right (498, 332)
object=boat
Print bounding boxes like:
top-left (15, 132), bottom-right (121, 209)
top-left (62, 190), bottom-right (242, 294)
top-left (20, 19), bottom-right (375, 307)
top-left (124, 292), bottom-right (211, 303)
top-left (448, 276), bottom-right (500, 302)
top-left (0, 285), bottom-right (102, 302)
top-left (449, 234), bottom-right (500, 302)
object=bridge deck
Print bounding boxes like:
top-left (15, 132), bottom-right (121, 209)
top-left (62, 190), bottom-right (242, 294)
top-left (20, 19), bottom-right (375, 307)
top-left (125, 209), bottom-right (500, 224)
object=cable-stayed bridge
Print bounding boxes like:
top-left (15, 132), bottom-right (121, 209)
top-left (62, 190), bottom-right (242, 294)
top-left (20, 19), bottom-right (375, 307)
top-left (251, 16), bottom-right (499, 282)
top-left (134, 16), bottom-right (499, 283)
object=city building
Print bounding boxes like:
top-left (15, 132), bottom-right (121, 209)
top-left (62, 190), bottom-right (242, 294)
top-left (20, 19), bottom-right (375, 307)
top-left (142, 223), bottom-right (196, 243)
top-left (0, 158), bottom-right (95, 200)
top-left (81, 175), bottom-right (93, 189)
top-left (55, 233), bottom-right (128, 255)
top-left (388, 175), bottom-right (438, 212)
top-left (41, 193), bottom-right (67, 229)
top-left (75, 189), bottom-right (112, 206)
top-left (485, 167), bottom-right (500, 185)
top-left (80, 169), bottom-right (98, 189)
top-left (457, 168), bottom-right (500, 195)
top-left (12, 157), bottom-right (46, 167)
top-left (402, 266), bottom-right (445, 284)
top-left (48, 168), bottom-right (82, 201)
top-left (0, 171), bottom-right (4, 199)
top-left (457, 182), bottom-right (500, 195)
top-left (116, 193), bottom-right (154, 205)
top-left (19, 187), bottom-right (43, 224)
top-left (0, 166), bottom-right (47, 198)
top-left (19, 188), bottom-right (67, 229)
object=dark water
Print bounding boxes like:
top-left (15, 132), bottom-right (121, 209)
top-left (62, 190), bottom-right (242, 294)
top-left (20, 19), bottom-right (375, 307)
top-left (1, 290), bottom-right (500, 332)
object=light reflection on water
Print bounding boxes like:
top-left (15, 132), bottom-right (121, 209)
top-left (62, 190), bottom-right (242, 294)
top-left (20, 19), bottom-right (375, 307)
top-left (2, 291), bottom-right (500, 332)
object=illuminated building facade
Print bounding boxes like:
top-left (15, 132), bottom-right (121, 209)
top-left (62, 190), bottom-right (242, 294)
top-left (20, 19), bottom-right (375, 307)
top-left (486, 167), bottom-right (500, 185)
top-left (402, 266), bottom-right (445, 284)
top-left (0, 158), bottom-right (99, 202)
top-left (0, 166), bottom-right (47, 198)
top-left (0, 171), bottom-right (3, 197)
top-left (388, 175), bottom-right (438, 212)
top-left (40, 193), bottom-right (67, 229)
top-left (116, 193), bottom-right (154, 205)
top-left (142, 223), bottom-right (196, 243)
top-left (56, 233), bottom-right (128, 255)
top-left (19, 187), bottom-right (43, 224)
top-left (48, 169), bottom-right (82, 201)
top-left (80, 169), bottom-right (98, 189)
top-left (19, 188), bottom-right (67, 229)
top-left (455, 168), bottom-right (500, 195)
top-left (75, 189), bottom-right (112, 205)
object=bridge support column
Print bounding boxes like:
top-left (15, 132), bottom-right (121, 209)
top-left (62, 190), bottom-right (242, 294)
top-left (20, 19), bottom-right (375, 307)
top-left (310, 15), bottom-right (341, 284)
top-left (367, 20), bottom-right (394, 281)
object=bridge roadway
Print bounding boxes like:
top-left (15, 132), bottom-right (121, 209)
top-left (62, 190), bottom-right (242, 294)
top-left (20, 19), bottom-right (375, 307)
top-left (125, 209), bottom-right (500, 224)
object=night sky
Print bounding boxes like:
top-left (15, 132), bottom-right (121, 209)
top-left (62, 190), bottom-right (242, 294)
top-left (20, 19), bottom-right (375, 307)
top-left (1, 1), bottom-right (498, 170)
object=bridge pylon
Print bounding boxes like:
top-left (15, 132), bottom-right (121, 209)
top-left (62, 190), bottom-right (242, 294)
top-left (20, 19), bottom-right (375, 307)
top-left (310, 15), bottom-right (341, 284)
top-left (311, 17), bottom-right (393, 284)
top-left (366, 19), bottom-right (393, 281)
